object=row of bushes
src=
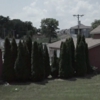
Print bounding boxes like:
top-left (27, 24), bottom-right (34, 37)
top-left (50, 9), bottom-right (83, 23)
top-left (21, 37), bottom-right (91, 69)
top-left (2, 35), bottom-right (93, 82)
top-left (59, 35), bottom-right (93, 79)
top-left (2, 36), bottom-right (51, 82)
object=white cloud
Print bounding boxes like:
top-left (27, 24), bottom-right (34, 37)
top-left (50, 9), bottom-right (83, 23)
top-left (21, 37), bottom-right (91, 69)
top-left (11, 0), bottom-right (100, 29)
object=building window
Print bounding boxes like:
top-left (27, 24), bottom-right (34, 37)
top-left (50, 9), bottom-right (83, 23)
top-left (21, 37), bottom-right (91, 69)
top-left (83, 29), bottom-right (86, 31)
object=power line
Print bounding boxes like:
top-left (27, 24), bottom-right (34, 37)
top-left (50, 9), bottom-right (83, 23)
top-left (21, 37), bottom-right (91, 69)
top-left (73, 14), bottom-right (84, 35)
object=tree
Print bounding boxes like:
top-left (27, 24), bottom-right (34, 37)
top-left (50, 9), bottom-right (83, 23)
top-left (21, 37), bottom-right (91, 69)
top-left (91, 19), bottom-right (100, 29)
top-left (41, 18), bottom-right (59, 43)
top-left (43, 44), bottom-right (51, 78)
top-left (65, 39), bottom-right (74, 78)
top-left (25, 36), bottom-right (32, 78)
top-left (69, 38), bottom-right (75, 70)
top-left (0, 49), bottom-right (3, 79)
top-left (38, 43), bottom-right (45, 80)
top-left (75, 40), bottom-right (87, 76)
top-left (51, 50), bottom-right (59, 78)
top-left (77, 34), bottom-right (81, 46)
top-left (23, 42), bottom-right (31, 80)
top-left (15, 41), bottom-right (29, 81)
top-left (11, 38), bottom-right (17, 79)
top-left (81, 36), bottom-right (93, 74)
top-left (59, 39), bottom-right (74, 78)
top-left (31, 42), bottom-right (45, 81)
top-left (0, 15), bottom-right (37, 38)
top-left (2, 37), bottom-right (15, 81)
top-left (59, 43), bottom-right (67, 78)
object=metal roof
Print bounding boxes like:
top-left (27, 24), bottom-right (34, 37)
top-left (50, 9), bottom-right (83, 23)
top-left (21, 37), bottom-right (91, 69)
top-left (70, 24), bottom-right (91, 29)
top-left (48, 38), bottom-right (100, 49)
top-left (90, 25), bottom-right (100, 34)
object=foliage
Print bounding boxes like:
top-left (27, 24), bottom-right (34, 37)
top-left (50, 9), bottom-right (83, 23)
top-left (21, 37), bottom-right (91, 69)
top-left (59, 43), bottom-right (67, 78)
top-left (75, 40), bottom-right (87, 76)
top-left (43, 44), bottom-right (51, 78)
top-left (65, 39), bottom-right (74, 78)
top-left (0, 15), bottom-right (37, 38)
top-left (0, 49), bottom-right (2, 79)
top-left (38, 43), bottom-right (45, 80)
top-left (2, 37), bottom-right (15, 81)
top-left (23, 42), bottom-right (31, 80)
top-left (51, 50), bottom-right (59, 78)
top-left (41, 18), bottom-right (59, 43)
top-left (15, 41), bottom-right (29, 81)
top-left (25, 35), bottom-right (32, 78)
top-left (69, 38), bottom-right (75, 70)
top-left (31, 41), bottom-right (45, 81)
top-left (77, 34), bottom-right (82, 46)
top-left (11, 38), bottom-right (17, 80)
top-left (81, 36), bottom-right (93, 74)
top-left (59, 39), bottom-right (74, 78)
top-left (91, 19), bottom-right (100, 29)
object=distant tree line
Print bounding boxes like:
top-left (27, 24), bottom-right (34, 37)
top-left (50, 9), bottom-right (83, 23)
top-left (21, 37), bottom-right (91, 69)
top-left (1, 34), bottom-right (94, 82)
top-left (0, 16), bottom-right (59, 44)
top-left (0, 16), bottom-right (37, 39)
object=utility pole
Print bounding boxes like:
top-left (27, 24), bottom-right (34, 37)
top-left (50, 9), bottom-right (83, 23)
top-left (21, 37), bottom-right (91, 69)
top-left (73, 14), bottom-right (84, 35)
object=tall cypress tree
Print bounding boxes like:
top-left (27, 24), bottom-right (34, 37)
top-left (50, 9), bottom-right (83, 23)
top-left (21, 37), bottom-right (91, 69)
top-left (75, 40), bottom-right (87, 76)
top-left (26, 36), bottom-right (32, 77)
top-left (77, 34), bottom-right (81, 47)
top-left (65, 39), bottom-right (74, 78)
top-left (81, 36), bottom-right (93, 74)
top-left (23, 42), bottom-right (31, 80)
top-left (51, 50), bottom-right (59, 78)
top-left (38, 43), bottom-right (45, 80)
top-left (2, 37), bottom-right (14, 81)
top-left (32, 42), bottom-right (45, 81)
top-left (0, 49), bottom-right (3, 79)
top-left (11, 38), bottom-right (17, 80)
top-left (31, 41), bottom-right (38, 81)
top-left (59, 43), bottom-right (67, 78)
top-left (43, 44), bottom-right (50, 78)
top-left (15, 41), bottom-right (28, 81)
top-left (69, 38), bottom-right (75, 71)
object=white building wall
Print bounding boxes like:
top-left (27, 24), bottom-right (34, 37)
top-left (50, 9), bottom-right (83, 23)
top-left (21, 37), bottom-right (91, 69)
top-left (57, 49), bottom-right (60, 58)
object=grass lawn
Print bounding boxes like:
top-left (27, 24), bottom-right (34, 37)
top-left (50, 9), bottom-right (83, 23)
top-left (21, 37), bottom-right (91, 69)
top-left (0, 74), bottom-right (100, 100)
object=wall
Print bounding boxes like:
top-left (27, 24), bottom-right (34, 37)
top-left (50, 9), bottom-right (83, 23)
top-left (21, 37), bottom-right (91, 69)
top-left (93, 34), bottom-right (100, 39)
top-left (89, 45), bottom-right (100, 71)
top-left (70, 28), bottom-right (90, 37)
top-left (49, 48), bottom-right (60, 58)
top-left (49, 48), bottom-right (60, 64)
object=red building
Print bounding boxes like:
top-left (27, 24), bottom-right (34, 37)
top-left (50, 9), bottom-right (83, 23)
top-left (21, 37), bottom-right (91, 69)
top-left (89, 45), bottom-right (100, 70)
top-left (90, 25), bottom-right (100, 39)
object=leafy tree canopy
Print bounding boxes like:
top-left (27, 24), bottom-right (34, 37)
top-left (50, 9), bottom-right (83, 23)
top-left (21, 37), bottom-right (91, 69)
top-left (91, 19), bottom-right (100, 29)
top-left (41, 18), bottom-right (59, 43)
top-left (0, 15), bottom-right (37, 38)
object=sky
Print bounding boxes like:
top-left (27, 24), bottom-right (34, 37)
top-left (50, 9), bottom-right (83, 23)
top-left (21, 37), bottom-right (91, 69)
top-left (0, 0), bottom-right (100, 29)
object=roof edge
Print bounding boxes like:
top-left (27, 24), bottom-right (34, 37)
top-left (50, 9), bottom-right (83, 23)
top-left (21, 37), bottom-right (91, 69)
top-left (89, 43), bottom-right (100, 49)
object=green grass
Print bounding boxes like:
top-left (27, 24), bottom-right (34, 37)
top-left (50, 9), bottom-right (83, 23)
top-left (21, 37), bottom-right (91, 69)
top-left (0, 75), bottom-right (100, 100)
